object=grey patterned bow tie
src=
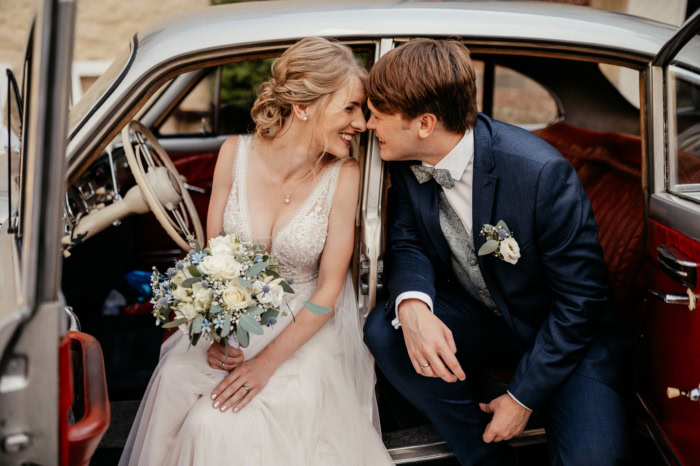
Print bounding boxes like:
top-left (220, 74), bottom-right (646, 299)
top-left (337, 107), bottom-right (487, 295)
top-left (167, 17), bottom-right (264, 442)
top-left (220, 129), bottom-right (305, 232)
top-left (410, 165), bottom-right (454, 189)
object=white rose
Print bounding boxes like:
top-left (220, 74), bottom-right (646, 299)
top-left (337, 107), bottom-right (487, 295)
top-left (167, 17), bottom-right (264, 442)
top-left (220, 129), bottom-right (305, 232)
top-left (222, 285), bottom-right (252, 310)
top-left (500, 237), bottom-right (521, 265)
top-left (209, 236), bottom-right (236, 256)
top-left (254, 278), bottom-right (284, 307)
top-left (193, 288), bottom-right (213, 312)
top-left (198, 255), bottom-right (241, 280)
top-left (173, 287), bottom-right (192, 303)
top-left (177, 302), bottom-right (199, 321)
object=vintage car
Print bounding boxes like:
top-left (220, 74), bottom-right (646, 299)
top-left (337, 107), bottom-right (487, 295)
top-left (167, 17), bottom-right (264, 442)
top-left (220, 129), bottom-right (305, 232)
top-left (2, 0), bottom-right (699, 464)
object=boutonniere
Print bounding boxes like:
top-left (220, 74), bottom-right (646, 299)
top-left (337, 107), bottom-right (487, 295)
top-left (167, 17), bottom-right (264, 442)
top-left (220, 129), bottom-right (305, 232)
top-left (478, 220), bottom-right (521, 265)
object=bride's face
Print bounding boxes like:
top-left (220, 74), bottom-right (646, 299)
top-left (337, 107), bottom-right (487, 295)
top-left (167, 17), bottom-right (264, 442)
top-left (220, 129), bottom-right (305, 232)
top-left (311, 77), bottom-right (367, 159)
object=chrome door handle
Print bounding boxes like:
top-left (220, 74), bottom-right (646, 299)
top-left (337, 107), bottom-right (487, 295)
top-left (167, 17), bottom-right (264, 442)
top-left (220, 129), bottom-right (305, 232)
top-left (657, 244), bottom-right (697, 289)
top-left (667, 384), bottom-right (700, 402)
top-left (649, 289), bottom-right (697, 311)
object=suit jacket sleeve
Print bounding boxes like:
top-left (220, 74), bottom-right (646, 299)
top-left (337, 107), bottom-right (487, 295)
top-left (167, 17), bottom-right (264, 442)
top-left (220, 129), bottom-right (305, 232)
top-left (507, 157), bottom-right (610, 411)
top-left (386, 165), bottom-right (436, 309)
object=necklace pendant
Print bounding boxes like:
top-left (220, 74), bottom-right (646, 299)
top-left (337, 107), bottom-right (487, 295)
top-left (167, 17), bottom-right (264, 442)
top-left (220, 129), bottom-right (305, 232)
top-left (284, 197), bottom-right (291, 205)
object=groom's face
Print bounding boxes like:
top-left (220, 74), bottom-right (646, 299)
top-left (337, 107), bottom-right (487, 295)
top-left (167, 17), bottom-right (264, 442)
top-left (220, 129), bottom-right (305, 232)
top-left (366, 100), bottom-right (418, 162)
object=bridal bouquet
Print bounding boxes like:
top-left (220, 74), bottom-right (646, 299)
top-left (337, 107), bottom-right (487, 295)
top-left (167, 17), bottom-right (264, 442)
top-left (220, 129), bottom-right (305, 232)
top-left (150, 233), bottom-right (311, 348)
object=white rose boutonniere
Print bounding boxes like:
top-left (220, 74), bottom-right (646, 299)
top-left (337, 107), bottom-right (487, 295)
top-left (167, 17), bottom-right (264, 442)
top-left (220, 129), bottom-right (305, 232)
top-left (478, 220), bottom-right (520, 265)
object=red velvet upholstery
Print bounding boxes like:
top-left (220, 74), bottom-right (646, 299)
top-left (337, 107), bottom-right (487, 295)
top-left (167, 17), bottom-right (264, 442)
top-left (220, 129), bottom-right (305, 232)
top-left (534, 123), bottom-right (645, 320)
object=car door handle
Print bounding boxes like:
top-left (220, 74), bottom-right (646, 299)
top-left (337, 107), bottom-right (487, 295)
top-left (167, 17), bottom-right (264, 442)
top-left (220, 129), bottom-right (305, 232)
top-left (657, 244), bottom-right (697, 289)
top-left (648, 289), bottom-right (697, 311)
top-left (667, 384), bottom-right (700, 402)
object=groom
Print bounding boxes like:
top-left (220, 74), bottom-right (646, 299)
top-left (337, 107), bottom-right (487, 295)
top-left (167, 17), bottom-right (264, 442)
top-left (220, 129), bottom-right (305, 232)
top-left (363, 39), bottom-right (631, 465)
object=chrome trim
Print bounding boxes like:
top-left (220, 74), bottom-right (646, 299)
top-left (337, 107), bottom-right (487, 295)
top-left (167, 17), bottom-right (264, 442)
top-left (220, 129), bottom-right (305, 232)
top-left (388, 428), bottom-right (547, 464)
top-left (646, 64), bottom-right (666, 195)
top-left (658, 244), bottom-right (698, 268)
top-left (648, 290), bottom-right (693, 307)
top-left (649, 193), bottom-right (700, 242)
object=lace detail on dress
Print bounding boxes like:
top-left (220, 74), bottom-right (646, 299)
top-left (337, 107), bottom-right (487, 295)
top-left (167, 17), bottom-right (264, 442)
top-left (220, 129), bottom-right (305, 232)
top-left (222, 135), bottom-right (348, 287)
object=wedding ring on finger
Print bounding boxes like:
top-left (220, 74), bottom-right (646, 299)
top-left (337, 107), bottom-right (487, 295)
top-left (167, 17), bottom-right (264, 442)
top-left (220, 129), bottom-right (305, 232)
top-left (221, 361), bottom-right (225, 369)
top-left (420, 362), bottom-right (431, 368)
top-left (242, 384), bottom-right (251, 392)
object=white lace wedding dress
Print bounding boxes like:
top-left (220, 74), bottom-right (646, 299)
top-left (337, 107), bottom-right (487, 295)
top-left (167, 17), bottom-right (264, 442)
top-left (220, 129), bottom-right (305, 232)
top-left (120, 136), bottom-right (392, 465)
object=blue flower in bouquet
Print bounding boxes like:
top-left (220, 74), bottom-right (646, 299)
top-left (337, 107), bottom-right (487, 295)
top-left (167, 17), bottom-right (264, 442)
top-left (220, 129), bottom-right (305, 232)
top-left (201, 279), bottom-right (211, 289)
top-left (166, 267), bottom-right (177, 277)
top-left (175, 260), bottom-right (185, 271)
top-left (497, 227), bottom-right (507, 241)
top-left (285, 277), bottom-right (295, 285)
top-left (266, 317), bottom-right (277, 327)
top-left (213, 315), bottom-right (224, 330)
top-left (188, 250), bottom-right (207, 265)
top-left (157, 296), bottom-right (170, 308)
top-left (254, 255), bottom-right (264, 263)
top-left (201, 319), bottom-right (212, 333)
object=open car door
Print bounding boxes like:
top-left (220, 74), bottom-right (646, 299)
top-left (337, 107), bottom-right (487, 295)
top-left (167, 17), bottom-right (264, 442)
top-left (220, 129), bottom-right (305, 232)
top-left (641, 9), bottom-right (700, 466)
top-left (0, 1), bottom-right (109, 464)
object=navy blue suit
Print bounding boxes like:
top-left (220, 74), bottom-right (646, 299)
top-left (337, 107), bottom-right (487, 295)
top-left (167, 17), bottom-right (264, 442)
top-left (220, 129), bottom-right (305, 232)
top-left (364, 115), bottom-right (631, 465)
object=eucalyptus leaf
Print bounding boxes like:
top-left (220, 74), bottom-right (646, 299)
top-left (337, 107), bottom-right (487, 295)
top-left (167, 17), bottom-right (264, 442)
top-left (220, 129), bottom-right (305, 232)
top-left (245, 306), bottom-right (265, 317)
top-left (162, 317), bottom-right (187, 329)
top-left (478, 239), bottom-right (500, 256)
top-left (188, 264), bottom-right (201, 277)
top-left (221, 313), bottom-right (231, 338)
top-left (245, 261), bottom-right (269, 277)
top-left (192, 314), bottom-right (204, 334)
top-left (182, 277), bottom-right (202, 288)
top-left (483, 223), bottom-right (495, 231)
top-left (191, 330), bottom-right (201, 347)
top-left (194, 240), bottom-right (203, 252)
top-left (280, 280), bottom-right (294, 294)
top-left (210, 303), bottom-right (224, 314)
top-left (238, 278), bottom-right (253, 288)
top-left (261, 309), bottom-right (280, 325)
top-left (304, 301), bottom-right (332, 316)
top-left (496, 220), bottom-right (510, 235)
top-left (240, 313), bottom-right (264, 335)
top-left (236, 325), bottom-right (250, 347)
top-left (266, 269), bottom-right (281, 279)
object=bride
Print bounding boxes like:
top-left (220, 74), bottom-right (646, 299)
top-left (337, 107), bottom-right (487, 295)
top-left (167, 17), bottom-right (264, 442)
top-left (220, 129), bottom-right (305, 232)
top-left (120, 37), bottom-right (393, 465)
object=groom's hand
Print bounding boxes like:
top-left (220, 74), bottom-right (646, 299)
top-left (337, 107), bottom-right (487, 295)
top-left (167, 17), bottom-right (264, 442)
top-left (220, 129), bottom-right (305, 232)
top-left (398, 299), bottom-right (465, 383)
top-left (480, 394), bottom-right (532, 443)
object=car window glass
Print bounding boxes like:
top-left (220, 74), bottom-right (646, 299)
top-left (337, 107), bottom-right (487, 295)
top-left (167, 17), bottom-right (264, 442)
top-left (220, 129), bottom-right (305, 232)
top-left (492, 65), bottom-right (559, 129)
top-left (159, 57), bottom-right (275, 136)
top-left (671, 66), bottom-right (700, 191)
top-left (1, 72), bottom-right (22, 227)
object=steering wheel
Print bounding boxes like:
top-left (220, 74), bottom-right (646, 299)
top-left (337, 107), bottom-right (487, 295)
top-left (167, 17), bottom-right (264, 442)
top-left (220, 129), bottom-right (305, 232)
top-left (121, 120), bottom-right (204, 251)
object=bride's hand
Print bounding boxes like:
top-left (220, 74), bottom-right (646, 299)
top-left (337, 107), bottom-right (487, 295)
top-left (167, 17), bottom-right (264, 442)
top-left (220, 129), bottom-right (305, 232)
top-left (207, 342), bottom-right (244, 372)
top-left (210, 358), bottom-right (274, 413)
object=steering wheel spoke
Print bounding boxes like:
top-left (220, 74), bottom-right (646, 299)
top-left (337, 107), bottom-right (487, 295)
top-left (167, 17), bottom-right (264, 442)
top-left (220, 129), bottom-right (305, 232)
top-left (121, 120), bottom-right (204, 251)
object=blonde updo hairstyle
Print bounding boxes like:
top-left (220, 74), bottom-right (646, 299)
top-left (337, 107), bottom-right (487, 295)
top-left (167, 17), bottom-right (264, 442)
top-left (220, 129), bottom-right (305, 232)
top-left (251, 37), bottom-right (368, 148)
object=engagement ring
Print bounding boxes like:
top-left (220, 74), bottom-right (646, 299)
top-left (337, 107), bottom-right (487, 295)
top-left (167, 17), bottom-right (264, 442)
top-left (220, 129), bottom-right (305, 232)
top-left (243, 385), bottom-right (251, 392)
top-left (420, 362), bottom-right (430, 368)
top-left (221, 361), bottom-right (225, 369)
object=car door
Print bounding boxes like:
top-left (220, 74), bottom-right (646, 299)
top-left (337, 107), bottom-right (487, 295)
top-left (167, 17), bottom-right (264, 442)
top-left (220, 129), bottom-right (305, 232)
top-left (0, 1), bottom-right (108, 464)
top-left (641, 9), bottom-right (700, 466)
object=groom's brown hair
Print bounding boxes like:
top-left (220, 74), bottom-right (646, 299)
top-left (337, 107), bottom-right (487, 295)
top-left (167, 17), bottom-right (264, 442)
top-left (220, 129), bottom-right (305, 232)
top-left (368, 39), bottom-right (478, 133)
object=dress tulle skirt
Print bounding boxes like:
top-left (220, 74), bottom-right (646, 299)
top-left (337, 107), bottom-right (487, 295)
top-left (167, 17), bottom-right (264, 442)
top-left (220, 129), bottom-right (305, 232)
top-left (119, 274), bottom-right (393, 466)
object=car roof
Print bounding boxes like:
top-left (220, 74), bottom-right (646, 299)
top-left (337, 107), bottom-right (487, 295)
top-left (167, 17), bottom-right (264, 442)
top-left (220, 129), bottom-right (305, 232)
top-left (135, 0), bottom-right (693, 64)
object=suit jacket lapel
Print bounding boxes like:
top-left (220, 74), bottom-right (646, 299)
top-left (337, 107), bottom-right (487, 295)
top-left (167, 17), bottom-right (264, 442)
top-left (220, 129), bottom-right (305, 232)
top-left (415, 170), bottom-right (451, 267)
top-left (471, 117), bottom-right (498, 255)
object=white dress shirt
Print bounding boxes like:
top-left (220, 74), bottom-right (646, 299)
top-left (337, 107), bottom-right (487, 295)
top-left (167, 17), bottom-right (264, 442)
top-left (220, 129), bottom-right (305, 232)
top-left (391, 129), bottom-right (531, 411)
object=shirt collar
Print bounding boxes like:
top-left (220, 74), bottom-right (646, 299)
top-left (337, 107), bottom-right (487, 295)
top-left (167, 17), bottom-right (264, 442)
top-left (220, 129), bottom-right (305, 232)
top-left (423, 128), bottom-right (474, 181)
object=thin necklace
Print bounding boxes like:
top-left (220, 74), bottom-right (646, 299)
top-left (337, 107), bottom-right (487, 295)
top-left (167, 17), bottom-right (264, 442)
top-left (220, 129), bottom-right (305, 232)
top-left (266, 145), bottom-right (314, 205)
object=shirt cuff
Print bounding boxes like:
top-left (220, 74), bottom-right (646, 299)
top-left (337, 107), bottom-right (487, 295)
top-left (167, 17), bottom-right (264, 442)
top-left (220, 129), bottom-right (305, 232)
top-left (392, 292), bottom-right (434, 329)
top-left (507, 390), bottom-right (532, 411)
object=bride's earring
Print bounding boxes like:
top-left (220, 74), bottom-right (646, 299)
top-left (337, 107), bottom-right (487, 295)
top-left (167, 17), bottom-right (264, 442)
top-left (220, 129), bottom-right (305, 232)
top-left (302, 115), bottom-right (308, 121)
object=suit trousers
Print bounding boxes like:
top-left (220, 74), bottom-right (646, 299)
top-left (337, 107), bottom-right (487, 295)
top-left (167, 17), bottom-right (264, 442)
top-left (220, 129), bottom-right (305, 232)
top-left (363, 291), bottom-right (631, 465)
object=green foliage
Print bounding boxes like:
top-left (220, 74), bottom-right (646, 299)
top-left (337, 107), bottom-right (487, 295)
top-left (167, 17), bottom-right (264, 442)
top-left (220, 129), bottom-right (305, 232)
top-left (162, 317), bottom-right (187, 329)
top-left (236, 325), bottom-right (250, 347)
top-left (245, 261), bottom-right (269, 277)
top-left (478, 240), bottom-right (500, 256)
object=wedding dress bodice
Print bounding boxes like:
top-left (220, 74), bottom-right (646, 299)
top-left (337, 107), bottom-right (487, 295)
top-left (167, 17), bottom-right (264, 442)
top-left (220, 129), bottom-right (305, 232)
top-left (223, 135), bottom-right (346, 288)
